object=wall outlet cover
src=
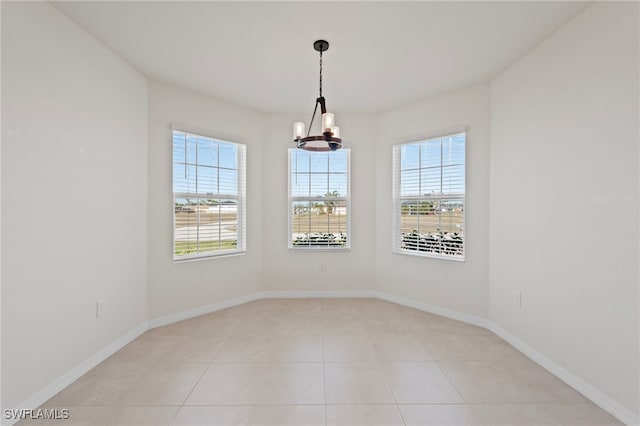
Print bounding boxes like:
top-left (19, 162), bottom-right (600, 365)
top-left (96, 299), bottom-right (105, 317)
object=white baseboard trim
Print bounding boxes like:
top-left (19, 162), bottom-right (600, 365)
top-left (6, 322), bottom-right (149, 426)
top-left (12, 292), bottom-right (637, 426)
top-left (374, 291), bottom-right (488, 328)
top-left (148, 292), bottom-right (262, 329)
top-left (489, 321), bottom-right (639, 426)
top-left (259, 290), bottom-right (375, 299)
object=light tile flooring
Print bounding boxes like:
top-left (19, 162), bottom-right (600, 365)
top-left (22, 299), bottom-right (621, 426)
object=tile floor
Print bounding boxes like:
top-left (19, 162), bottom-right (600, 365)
top-left (22, 298), bottom-right (621, 425)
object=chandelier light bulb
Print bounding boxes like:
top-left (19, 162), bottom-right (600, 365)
top-left (332, 126), bottom-right (340, 138)
top-left (322, 113), bottom-right (335, 134)
top-left (293, 122), bottom-right (305, 140)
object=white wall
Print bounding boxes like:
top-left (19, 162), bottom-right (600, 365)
top-left (375, 85), bottom-right (491, 319)
top-left (1, 1), bottom-right (148, 410)
top-left (490, 2), bottom-right (639, 418)
top-left (147, 82), bottom-right (263, 319)
top-left (261, 114), bottom-right (377, 292)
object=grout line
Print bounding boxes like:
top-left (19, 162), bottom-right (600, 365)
top-left (165, 406), bottom-right (180, 426)
top-left (322, 335), bottom-right (327, 426)
top-left (61, 402), bottom-right (489, 408)
top-left (176, 362), bottom-right (212, 408)
top-left (165, 363), bottom-right (209, 426)
top-left (433, 360), bottom-right (484, 425)
top-left (367, 309), bottom-right (406, 426)
top-left (373, 344), bottom-right (405, 426)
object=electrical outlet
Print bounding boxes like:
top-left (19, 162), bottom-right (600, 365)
top-left (512, 291), bottom-right (522, 307)
top-left (96, 299), bottom-right (105, 317)
top-left (320, 263), bottom-right (327, 272)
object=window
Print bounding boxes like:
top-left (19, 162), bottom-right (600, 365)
top-left (173, 130), bottom-right (246, 260)
top-left (288, 149), bottom-right (350, 249)
top-left (393, 132), bottom-right (465, 259)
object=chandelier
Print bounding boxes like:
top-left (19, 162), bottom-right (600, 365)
top-left (293, 40), bottom-right (342, 152)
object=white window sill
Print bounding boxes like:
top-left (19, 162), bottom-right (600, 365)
top-left (288, 247), bottom-right (351, 252)
top-left (173, 250), bottom-right (246, 263)
top-left (392, 249), bottom-right (465, 262)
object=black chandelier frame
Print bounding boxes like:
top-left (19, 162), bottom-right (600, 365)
top-left (294, 40), bottom-right (342, 152)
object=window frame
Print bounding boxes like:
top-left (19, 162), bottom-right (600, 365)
top-left (172, 129), bottom-right (247, 262)
top-left (392, 132), bottom-right (466, 261)
top-left (287, 148), bottom-right (351, 251)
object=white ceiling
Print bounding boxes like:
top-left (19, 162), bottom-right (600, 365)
top-left (53, 1), bottom-right (590, 114)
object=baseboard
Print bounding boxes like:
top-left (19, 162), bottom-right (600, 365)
top-left (259, 290), bottom-right (376, 299)
top-left (489, 321), bottom-right (639, 426)
top-left (11, 293), bottom-right (637, 426)
top-left (6, 322), bottom-right (149, 426)
top-left (147, 292), bottom-right (262, 329)
top-left (374, 291), bottom-right (488, 328)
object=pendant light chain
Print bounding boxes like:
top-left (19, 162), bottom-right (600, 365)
top-left (306, 50), bottom-right (323, 138)
top-left (319, 50), bottom-right (323, 98)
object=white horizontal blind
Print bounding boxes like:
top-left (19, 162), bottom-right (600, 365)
top-left (392, 133), bottom-right (465, 259)
top-left (173, 130), bottom-right (246, 260)
top-left (288, 148), bottom-right (350, 249)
